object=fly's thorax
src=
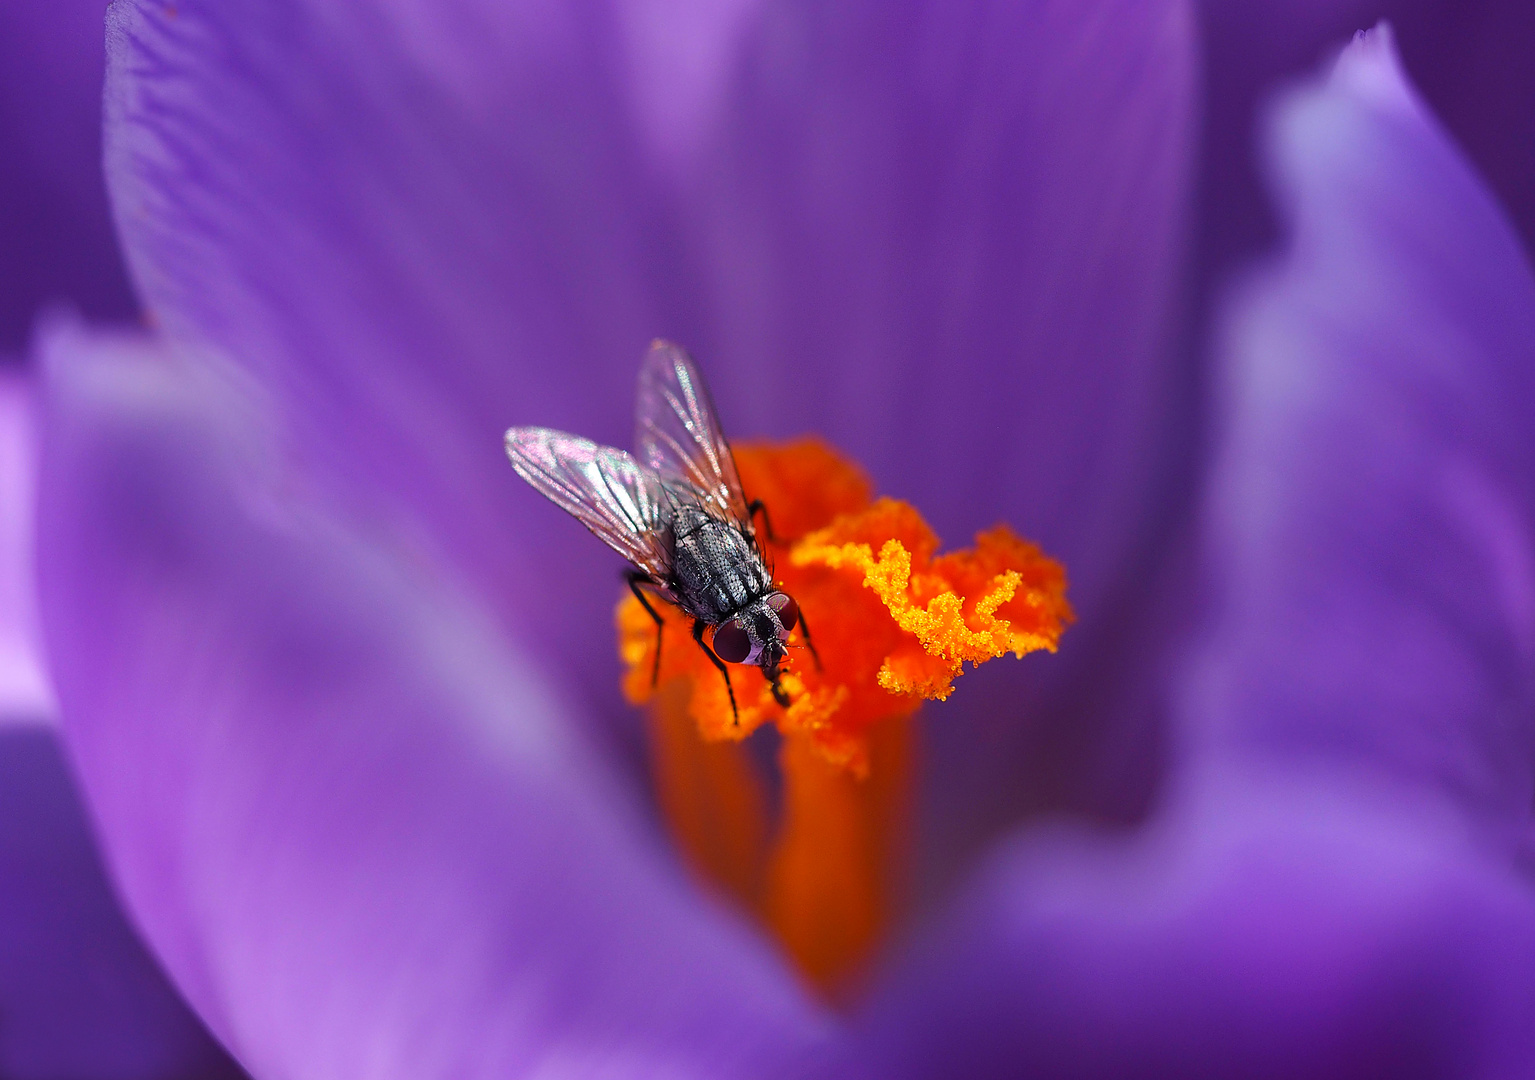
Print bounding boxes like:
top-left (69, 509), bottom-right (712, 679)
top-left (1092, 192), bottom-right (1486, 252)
top-left (668, 507), bottom-right (772, 623)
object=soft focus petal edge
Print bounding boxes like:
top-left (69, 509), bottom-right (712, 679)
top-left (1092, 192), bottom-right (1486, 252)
top-left (1186, 21), bottom-right (1535, 844)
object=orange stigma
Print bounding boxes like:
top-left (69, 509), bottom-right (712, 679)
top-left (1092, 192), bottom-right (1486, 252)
top-left (617, 438), bottom-right (1071, 994)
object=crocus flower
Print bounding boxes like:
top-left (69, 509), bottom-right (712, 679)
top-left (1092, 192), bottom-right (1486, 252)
top-left (15, 0), bottom-right (1535, 1076)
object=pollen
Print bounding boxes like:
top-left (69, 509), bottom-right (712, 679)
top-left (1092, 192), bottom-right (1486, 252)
top-left (794, 509), bottom-right (1071, 704)
top-left (617, 438), bottom-right (1071, 993)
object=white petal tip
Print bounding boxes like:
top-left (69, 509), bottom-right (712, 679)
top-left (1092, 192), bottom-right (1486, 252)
top-left (1330, 21), bottom-right (1417, 117)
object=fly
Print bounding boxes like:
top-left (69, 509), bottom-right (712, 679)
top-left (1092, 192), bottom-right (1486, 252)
top-left (504, 340), bottom-right (819, 723)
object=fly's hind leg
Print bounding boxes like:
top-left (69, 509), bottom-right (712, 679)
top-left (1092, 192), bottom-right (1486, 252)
top-left (626, 571), bottom-right (665, 688)
top-left (692, 619), bottom-right (739, 725)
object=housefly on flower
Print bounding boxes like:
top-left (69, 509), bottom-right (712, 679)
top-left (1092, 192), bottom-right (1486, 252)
top-left (504, 340), bottom-right (818, 723)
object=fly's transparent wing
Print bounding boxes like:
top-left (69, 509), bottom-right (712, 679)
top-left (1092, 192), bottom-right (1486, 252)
top-left (635, 340), bottom-right (752, 529)
top-left (504, 426), bottom-right (676, 588)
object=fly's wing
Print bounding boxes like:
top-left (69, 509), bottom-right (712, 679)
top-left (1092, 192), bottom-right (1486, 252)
top-left (635, 340), bottom-right (752, 529)
top-left (504, 426), bottom-right (676, 589)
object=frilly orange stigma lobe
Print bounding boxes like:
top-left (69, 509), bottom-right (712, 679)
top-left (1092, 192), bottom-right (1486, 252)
top-left (620, 439), bottom-right (1072, 774)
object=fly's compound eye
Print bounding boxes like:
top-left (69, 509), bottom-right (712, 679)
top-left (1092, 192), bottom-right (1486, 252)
top-left (712, 619), bottom-right (753, 664)
top-left (767, 592), bottom-right (799, 635)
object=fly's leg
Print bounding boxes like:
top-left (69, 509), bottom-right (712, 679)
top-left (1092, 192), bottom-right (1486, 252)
top-left (796, 604), bottom-right (824, 672)
top-left (747, 499), bottom-right (780, 545)
top-left (692, 619), bottom-right (739, 725)
top-left (627, 571), bottom-right (664, 688)
top-left (746, 499), bottom-right (821, 675)
top-left (767, 669), bottom-right (791, 709)
top-left (761, 652), bottom-right (793, 709)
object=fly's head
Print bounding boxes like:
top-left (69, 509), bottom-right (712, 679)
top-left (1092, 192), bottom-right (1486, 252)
top-left (710, 592), bottom-right (801, 703)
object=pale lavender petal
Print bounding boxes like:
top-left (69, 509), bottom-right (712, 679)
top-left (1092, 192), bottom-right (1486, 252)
top-left (102, 0), bottom-right (1195, 720)
top-left (0, 0), bottom-right (137, 347)
top-left (1184, 26), bottom-right (1535, 837)
top-left (0, 371), bottom-right (54, 721)
top-left (856, 768), bottom-right (1535, 1078)
top-left (1196, 0), bottom-right (1387, 292)
top-left (1197, 1), bottom-right (1535, 297)
top-left (37, 321), bottom-right (833, 1078)
top-left (1, 372), bottom-right (231, 1078)
top-left (0, 727), bottom-right (244, 1080)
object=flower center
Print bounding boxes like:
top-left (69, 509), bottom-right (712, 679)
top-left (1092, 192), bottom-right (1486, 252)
top-left (617, 439), bottom-right (1071, 995)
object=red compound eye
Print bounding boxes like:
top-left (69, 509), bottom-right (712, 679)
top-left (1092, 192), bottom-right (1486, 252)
top-left (768, 592), bottom-right (799, 634)
top-left (712, 619), bottom-right (752, 663)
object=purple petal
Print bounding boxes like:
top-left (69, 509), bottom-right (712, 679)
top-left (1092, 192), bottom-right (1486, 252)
top-left (37, 321), bottom-right (833, 1077)
top-left (102, 0), bottom-right (1194, 716)
top-left (0, 372), bottom-right (53, 719)
top-left (683, 0), bottom-right (1197, 622)
top-left (1, 370), bottom-right (233, 1079)
top-left (0, 0), bottom-right (137, 348)
top-left (0, 727), bottom-right (244, 1080)
top-left (856, 768), bottom-right (1535, 1078)
top-left (1195, 2), bottom-right (1535, 359)
top-left (1184, 26), bottom-right (1535, 837)
top-left (847, 28), bottom-right (1535, 1075)
top-left (1393, 1), bottom-right (1535, 254)
top-left (1196, 0), bottom-right (1388, 293)
top-left (101, 0), bottom-right (751, 710)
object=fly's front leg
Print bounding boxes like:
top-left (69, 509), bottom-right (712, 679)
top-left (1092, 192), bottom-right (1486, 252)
top-left (692, 619), bottom-right (739, 725)
top-left (627, 571), bottom-right (665, 688)
top-left (796, 604), bottom-right (823, 672)
top-left (767, 669), bottom-right (791, 709)
top-left (747, 499), bottom-right (780, 546)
